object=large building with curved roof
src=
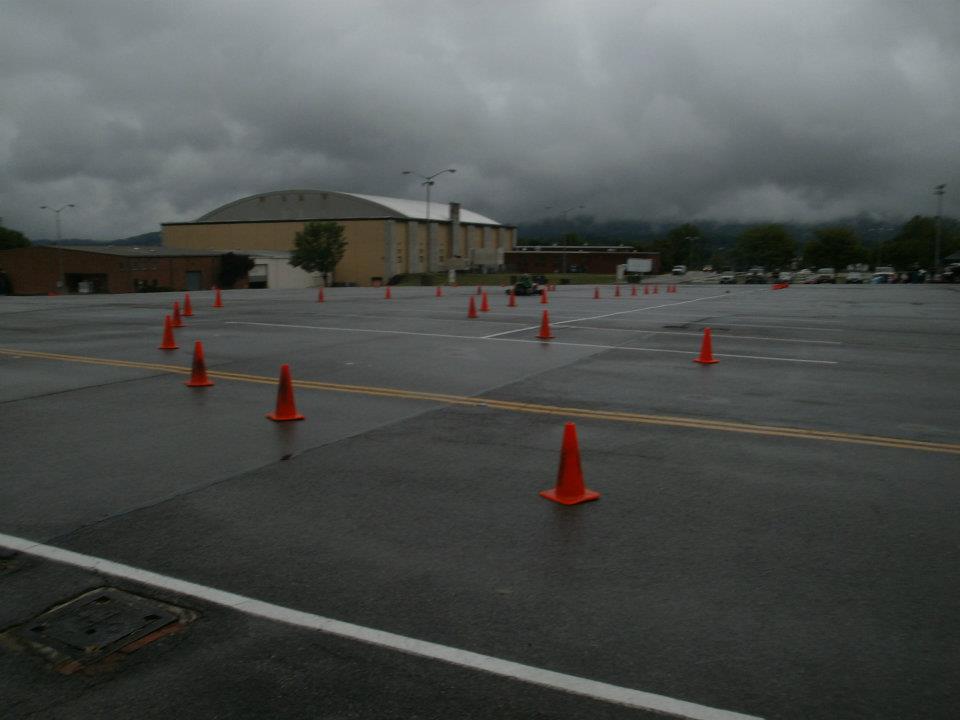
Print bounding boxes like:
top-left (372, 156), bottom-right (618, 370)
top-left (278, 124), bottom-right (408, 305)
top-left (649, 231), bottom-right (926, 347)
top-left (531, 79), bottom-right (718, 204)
top-left (162, 189), bottom-right (516, 286)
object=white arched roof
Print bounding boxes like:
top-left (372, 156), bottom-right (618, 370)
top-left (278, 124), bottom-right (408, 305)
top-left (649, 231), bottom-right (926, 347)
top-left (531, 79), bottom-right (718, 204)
top-left (196, 190), bottom-right (503, 225)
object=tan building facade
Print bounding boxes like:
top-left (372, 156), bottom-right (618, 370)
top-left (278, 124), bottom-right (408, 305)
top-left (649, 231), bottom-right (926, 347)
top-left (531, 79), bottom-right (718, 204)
top-left (162, 190), bottom-right (516, 286)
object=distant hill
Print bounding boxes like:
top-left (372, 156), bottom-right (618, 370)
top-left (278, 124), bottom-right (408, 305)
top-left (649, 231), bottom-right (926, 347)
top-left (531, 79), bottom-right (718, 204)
top-left (32, 231), bottom-right (162, 247)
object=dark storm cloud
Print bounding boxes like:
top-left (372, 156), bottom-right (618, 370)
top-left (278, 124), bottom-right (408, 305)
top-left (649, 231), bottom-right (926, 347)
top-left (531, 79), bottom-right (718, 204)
top-left (1, 0), bottom-right (957, 239)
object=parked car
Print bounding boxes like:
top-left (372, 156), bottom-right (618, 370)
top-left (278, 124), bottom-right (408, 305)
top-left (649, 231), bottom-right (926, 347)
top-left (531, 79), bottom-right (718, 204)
top-left (815, 268), bottom-right (837, 283)
top-left (793, 268), bottom-right (814, 283)
top-left (871, 271), bottom-right (897, 284)
top-left (777, 271), bottom-right (793, 283)
top-left (672, 265), bottom-right (687, 275)
top-left (845, 271), bottom-right (864, 283)
top-left (702, 265), bottom-right (714, 272)
top-left (744, 267), bottom-right (767, 283)
top-left (719, 273), bottom-right (737, 284)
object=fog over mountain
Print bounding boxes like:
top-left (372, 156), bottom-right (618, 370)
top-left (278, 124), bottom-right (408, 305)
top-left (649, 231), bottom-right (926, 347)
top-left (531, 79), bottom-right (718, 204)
top-left (2, 1), bottom-right (957, 240)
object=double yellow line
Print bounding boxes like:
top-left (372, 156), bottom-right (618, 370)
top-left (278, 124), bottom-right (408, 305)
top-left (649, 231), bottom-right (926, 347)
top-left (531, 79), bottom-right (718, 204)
top-left (4, 347), bottom-right (959, 455)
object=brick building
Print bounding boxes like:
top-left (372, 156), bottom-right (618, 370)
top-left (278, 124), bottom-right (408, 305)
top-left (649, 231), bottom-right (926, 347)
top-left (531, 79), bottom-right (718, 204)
top-left (0, 246), bottom-right (230, 295)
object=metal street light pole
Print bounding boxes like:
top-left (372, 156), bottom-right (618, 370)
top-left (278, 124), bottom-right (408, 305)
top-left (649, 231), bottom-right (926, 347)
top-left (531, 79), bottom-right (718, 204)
top-left (402, 168), bottom-right (456, 223)
top-left (934, 184), bottom-right (946, 277)
top-left (40, 203), bottom-right (75, 292)
top-left (545, 204), bottom-right (584, 273)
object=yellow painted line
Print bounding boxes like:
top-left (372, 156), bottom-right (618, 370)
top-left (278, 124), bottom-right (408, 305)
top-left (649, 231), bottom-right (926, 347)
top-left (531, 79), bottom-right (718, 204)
top-left (3, 347), bottom-right (959, 455)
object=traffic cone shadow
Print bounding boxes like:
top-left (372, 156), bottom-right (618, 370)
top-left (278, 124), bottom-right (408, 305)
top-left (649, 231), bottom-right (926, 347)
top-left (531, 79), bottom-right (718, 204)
top-left (266, 364), bottom-right (305, 421)
top-left (185, 341), bottom-right (214, 387)
top-left (540, 423), bottom-right (600, 505)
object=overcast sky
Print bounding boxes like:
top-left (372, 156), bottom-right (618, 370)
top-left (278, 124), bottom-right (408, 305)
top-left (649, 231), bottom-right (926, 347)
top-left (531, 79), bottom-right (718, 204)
top-left (2, 0), bottom-right (958, 240)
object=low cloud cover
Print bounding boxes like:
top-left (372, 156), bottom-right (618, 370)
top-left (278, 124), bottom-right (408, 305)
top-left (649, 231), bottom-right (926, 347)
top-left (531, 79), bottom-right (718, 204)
top-left (2, 0), bottom-right (958, 239)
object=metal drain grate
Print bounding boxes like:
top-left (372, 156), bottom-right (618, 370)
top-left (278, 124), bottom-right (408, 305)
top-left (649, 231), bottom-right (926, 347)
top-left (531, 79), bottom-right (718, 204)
top-left (9, 587), bottom-right (193, 671)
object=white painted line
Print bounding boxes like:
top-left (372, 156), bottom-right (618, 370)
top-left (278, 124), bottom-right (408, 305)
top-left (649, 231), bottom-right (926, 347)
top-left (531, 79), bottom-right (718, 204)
top-left (227, 321), bottom-right (480, 341)
top-left (0, 532), bottom-right (763, 720)
top-left (567, 327), bottom-right (842, 345)
top-left (715, 322), bottom-right (842, 332)
top-left (495, 338), bottom-right (838, 364)
top-left (227, 322), bottom-right (836, 364)
top-left (482, 294), bottom-right (732, 338)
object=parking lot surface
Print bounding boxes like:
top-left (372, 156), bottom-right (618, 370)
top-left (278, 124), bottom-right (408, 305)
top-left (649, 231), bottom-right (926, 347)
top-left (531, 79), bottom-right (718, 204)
top-left (2, 282), bottom-right (958, 719)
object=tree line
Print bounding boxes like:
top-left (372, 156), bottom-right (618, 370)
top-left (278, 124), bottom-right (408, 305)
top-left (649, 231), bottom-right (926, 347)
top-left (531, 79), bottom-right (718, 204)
top-left (521, 216), bottom-right (959, 272)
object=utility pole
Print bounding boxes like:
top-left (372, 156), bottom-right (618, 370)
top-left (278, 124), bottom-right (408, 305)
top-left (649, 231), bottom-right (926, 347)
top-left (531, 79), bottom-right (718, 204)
top-left (934, 184), bottom-right (946, 277)
top-left (40, 203), bottom-right (75, 292)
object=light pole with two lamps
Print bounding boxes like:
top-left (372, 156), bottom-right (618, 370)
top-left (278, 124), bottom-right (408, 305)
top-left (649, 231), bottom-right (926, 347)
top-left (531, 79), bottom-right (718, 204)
top-left (402, 168), bottom-right (456, 224)
top-left (40, 203), bottom-right (75, 292)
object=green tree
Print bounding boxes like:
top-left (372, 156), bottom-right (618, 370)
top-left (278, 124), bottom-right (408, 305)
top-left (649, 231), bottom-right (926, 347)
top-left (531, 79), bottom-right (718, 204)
top-left (880, 216), bottom-right (960, 270)
top-left (217, 252), bottom-right (255, 289)
top-left (0, 223), bottom-right (30, 249)
top-left (290, 221), bottom-right (347, 285)
top-left (733, 224), bottom-right (795, 270)
top-left (655, 223), bottom-right (701, 269)
top-left (802, 227), bottom-right (867, 269)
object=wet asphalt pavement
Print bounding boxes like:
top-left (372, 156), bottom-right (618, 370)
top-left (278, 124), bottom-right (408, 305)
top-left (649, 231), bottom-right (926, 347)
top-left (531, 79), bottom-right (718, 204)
top-left (1, 282), bottom-right (958, 719)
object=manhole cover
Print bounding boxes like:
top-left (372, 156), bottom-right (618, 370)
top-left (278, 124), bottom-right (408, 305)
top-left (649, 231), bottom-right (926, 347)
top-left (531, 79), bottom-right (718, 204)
top-left (6, 587), bottom-right (194, 673)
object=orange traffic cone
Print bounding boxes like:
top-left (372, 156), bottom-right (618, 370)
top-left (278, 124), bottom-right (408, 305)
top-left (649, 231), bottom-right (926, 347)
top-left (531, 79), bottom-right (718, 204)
top-left (266, 364), bottom-right (305, 421)
top-left (185, 341), bottom-right (214, 387)
top-left (385, 286), bottom-right (392, 299)
top-left (183, 293), bottom-right (194, 317)
top-left (643, 285), bottom-right (649, 295)
top-left (468, 296), bottom-right (478, 318)
top-left (508, 288), bottom-right (517, 307)
top-left (540, 289), bottom-right (548, 304)
top-left (158, 315), bottom-right (178, 350)
top-left (480, 291), bottom-right (490, 312)
top-left (318, 287), bottom-right (325, 302)
top-left (435, 286), bottom-right (443, 297)
top-left (540, 423), bottom-right (600, 505)
top-left (653, 285), bottom-right (659, 295)
top-left (593, 287), bottom-right (600, 300)
top-left (537, 310), bottom-right (554, 340)
top-left (693, 327), bottom-right (719, 364)
top-left (172, 301), bottom-right (184, 328)
top-left (631, 285), bottom-right (638, 296)
top-left (213, 287), bottom-right (223, 308)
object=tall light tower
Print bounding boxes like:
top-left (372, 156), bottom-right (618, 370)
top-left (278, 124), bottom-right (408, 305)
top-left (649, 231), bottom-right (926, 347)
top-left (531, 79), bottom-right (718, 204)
top-left (402, 168), bottom-right (456, 223)
top-left (545, 204), bottom-right (585, 272)
top-left (934, 184), bottom-right (946, 276)
top-left (40, 203), bottom-right (75, 291)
